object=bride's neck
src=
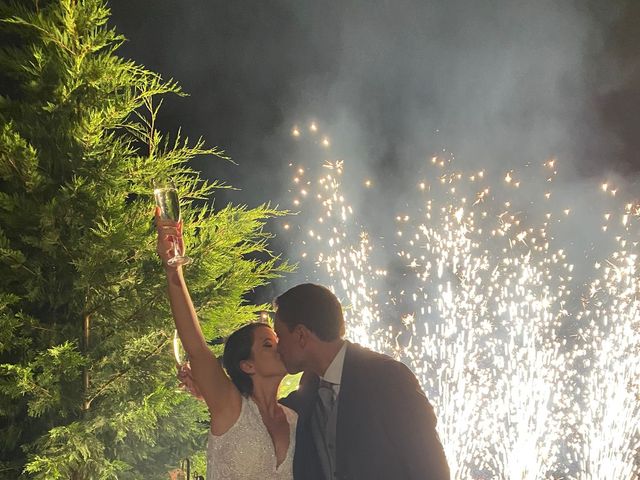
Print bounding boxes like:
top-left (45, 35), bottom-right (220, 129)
top-left (250, 378), bottom-right (281, 416)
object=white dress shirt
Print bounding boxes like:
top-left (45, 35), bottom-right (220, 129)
top-left (320, 341), bottom-right (347, 398)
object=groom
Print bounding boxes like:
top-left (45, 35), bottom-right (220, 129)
top-left (275, 283), bottom-right (450, 480)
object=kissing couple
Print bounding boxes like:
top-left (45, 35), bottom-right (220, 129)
top-left (156, 210), bottom-right (450, 479)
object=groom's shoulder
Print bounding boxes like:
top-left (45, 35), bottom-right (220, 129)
top-left (348, 341), bottom-right (390, 362)
top-left (347, 342), bottom-right (412, 376)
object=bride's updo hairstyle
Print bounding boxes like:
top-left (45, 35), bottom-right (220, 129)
top-left (222, 322), bottom-right (266, 396)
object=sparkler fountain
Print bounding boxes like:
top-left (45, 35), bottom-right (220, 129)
top-left (281, 121), bottom-right (640, 479)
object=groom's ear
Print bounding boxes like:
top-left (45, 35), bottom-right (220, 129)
top-left (294, 324), bottom-right (311, 348)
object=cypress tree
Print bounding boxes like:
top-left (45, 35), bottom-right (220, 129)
top-left (0, 1), bottom-right (291, 478)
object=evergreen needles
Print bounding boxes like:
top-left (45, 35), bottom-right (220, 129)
top-left (0, 1), bottom-right (292, 478)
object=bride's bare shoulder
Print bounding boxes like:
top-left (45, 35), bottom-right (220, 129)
top-left (209, 389), bottom-right (244, 436)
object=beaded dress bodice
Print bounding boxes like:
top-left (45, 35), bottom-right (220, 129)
top-left (206, 396), bottom-right (297, 480)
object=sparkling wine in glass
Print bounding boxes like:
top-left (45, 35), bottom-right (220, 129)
top-left (173, 329), bottom-right (193, 396)
top-left (154, 181), bottom-right (191, 266)
top-left (173, 329), bottom-right (188, 366)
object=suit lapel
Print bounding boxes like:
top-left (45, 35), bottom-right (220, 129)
top-left (292, 372), bottom-right (321, 479)
top-left (294, 342), bottom-right (363, 479)
top-left (297, 372), bottom-right (320, 422)
top-left (335, 341), bottom-right (358, 473)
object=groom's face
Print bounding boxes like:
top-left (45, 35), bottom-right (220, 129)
top-left (274, 316), bottom-right (304, 374)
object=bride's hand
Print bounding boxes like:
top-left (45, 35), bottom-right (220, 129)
top-left (177, 362), bottom-right (204, 401)
top-left (155, 206), bottom-right (185, 268)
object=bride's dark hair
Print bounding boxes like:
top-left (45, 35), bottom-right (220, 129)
top-left (222, 322), bottom-right (267, 396)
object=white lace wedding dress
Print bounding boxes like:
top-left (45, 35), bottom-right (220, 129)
top-left (206, 396), bottom-right (297, 480)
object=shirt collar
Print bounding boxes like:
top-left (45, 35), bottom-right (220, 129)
top-left (321, 341), bottom-right (347, 386)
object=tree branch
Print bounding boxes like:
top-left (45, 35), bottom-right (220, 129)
top-left (85, 334), bottom-right (169, 409)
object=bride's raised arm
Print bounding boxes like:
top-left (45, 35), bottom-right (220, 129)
top-left (155, 208), bottom-right (241, 417)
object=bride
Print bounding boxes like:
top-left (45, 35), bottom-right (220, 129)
top-left (155, 210), bottom-right (296, 479)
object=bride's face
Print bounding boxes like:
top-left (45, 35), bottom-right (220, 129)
top-left (247, 326), bottom-right (287, 379)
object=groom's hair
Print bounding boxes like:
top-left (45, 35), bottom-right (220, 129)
top-left (274, 283), bottom-right (345, 341)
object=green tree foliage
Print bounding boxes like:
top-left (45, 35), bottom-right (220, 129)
top-left (0, 1), bottom-right (291, 478)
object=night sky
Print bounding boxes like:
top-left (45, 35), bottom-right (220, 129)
top-left (109, 0), bottom-right (639, 190)
top-left (108, 0), bottom-right (640, 300)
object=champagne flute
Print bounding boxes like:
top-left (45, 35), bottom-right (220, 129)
top-left (154, 180), bottom-right (192, 266)
top-left (173, 329), bottom-right (188, 366)
top-left (173, 329), bottom-right (192, 395)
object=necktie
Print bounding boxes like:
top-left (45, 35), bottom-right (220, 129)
top-left (313, 379), bottom-right (337, 479)
top-left (316, 379), bottom-right (335, 426)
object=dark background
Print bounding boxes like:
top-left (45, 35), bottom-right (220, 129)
top-left (108, 0), bottom-right (640, 300)
top-left (109, 0), bottom-right (639, 183)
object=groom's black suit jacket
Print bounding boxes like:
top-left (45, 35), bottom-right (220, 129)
top-left (280, 341), bottom-right (450, 480)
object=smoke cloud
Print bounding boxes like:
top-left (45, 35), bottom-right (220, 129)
top-left (110, 0), bottom-right (640, 294)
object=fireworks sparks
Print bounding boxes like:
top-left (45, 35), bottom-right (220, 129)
top-left (285, 122), bottom-right (640, 479)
